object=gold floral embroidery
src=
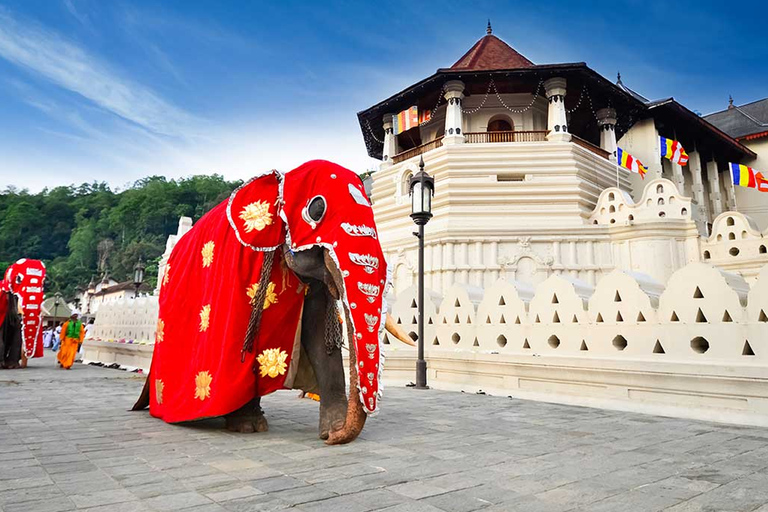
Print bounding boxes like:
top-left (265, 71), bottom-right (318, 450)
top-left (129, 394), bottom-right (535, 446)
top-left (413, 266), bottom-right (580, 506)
top-left (155, 379), bottom-right (164, 404)
top-left (156, 319), bottom-right (164, 343)
top-left (239, 201), bottom-right (273, 233)
top-left (257, 348), bottom-right (288, 378)
top-left (162, 265), bottom-right (170, 287)
top-left (246, 282), bottom-right (278, 309)
top-left (199, 304), bottom-right (211, 332)
top-left (194, 371), bottom-right (212, 401)
top-left (201, 241), bottom-right (215, 268)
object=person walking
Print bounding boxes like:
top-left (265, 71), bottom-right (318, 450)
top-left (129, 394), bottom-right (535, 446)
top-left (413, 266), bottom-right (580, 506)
top-left (57, 312), bottom-right (84, 370)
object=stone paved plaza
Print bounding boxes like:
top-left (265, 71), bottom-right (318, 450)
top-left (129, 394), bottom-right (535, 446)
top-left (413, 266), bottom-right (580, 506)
top-left (3, 357), bottom-right (768, 512)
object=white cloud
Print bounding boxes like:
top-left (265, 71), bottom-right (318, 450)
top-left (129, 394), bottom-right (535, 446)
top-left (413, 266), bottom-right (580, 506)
top-left (0, 8), bottom-right (204, 138)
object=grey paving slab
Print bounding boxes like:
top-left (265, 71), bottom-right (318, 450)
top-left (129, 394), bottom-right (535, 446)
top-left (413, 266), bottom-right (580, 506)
top-left (2, 356), bottom-right (768, 511)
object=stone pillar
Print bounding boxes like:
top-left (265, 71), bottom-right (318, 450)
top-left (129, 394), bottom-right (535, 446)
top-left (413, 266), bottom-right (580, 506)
top-left (443, 80), bottom-right (465, 145)
top-left (596, 108), bottom-right (617, 159)
top-left (544, 77), bottom-right (570, 142)
top-left (381, 114), bottom-right (397, 168)
top-left (688, 151), bottom-right (708, 220)
top-left (706, 160), bottom-right (723, 217)
top-left (723, 166), bottom-right (737, 211)
top-left (671, 163), bottom-right (686, 195)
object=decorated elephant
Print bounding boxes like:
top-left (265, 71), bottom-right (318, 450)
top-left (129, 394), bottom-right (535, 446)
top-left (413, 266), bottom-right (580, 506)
top-left (133, 160), bottom-right (413, 444)
top-left (0, 259), bottom-right (46, 368)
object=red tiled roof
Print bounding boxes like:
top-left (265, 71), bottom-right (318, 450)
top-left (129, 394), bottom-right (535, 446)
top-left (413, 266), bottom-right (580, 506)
top-left (450, 34), bottom-right (534, 71)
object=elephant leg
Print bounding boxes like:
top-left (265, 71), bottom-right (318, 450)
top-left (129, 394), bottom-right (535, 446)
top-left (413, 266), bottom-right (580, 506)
top-left (301, 284), bottom-right (348, 440)
top-left (224, 397), bottom-right (268, 433)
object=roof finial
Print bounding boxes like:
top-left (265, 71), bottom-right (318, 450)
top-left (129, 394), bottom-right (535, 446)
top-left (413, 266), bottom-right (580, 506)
top-left (616, 71), bottom-right (622, 84)
top-left (486, 19), bottom-right (492, 35)
top-left (728, 95), bottom-right (734, 109)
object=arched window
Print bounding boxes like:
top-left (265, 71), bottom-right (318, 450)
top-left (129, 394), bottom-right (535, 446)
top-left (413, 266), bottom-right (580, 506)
top-left (487, 116), bottom-right (514, 132)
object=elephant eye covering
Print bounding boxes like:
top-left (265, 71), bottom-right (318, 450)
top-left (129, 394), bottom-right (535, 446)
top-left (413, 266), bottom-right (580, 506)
top-left (145, 160), bottom-right (388, 424)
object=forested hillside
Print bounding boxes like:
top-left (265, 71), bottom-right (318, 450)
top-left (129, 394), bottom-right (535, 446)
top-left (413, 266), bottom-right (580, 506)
top-left (0, 175), bottom-right (242, 298)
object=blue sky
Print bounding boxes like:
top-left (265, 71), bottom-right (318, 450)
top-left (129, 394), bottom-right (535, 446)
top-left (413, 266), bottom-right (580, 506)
top-left (0, 0), bottom-right (766, 191)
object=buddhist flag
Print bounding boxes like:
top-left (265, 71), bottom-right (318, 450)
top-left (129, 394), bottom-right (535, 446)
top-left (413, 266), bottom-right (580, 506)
top-left (617, 148), bottom-right (647, 179)
top-left (731, 163), bottom-right (768, 192)
top-left (418, 109), bottom-right (432, 125)
top-left (394, 106), bottom-right (419, 135)
top-left (660, 137), bottom-right (689, 165)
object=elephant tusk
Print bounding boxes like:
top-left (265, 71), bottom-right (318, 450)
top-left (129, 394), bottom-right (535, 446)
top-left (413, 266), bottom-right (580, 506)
top-left (385, 314), bottom-right (416, 347)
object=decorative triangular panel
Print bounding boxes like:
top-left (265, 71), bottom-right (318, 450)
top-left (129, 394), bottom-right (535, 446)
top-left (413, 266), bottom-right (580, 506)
top-left (500, 314), bottom-right (506, 324)
top-left (523, 339), bottom-right (531, 349)
top-left (498, 297), bottom-right (506, 306)
top-left (552, 294), bottom-right (559, 304)
top-left (722, 310), bottom-right (733, 322)
top-left (410, 299), bottom-right (417, 308)
top-left (535, 315), bottom-right (541, 323)
top-left (670, 311), bottom-right (679, 322)
top-left (596, 313), bottom-right (604, 323)
top-left (428, 317), bottom-right (433, 324)
top-left (411, 316), bottom-right (417, 325)
top-left (614, 291), bottom-right (622, 302)
top-left (616, 311), bottom-right (624, 322)
top-left (396, 317), bottom-right (402, 324)
top-left (572, 314), bottom-right (578, 323)
top-left (693, 286), bottom-right (704, 299)
top-left (743, 340), bottom-right (755, 356)
top-left (637, 311), bottom-right (646, 322)
top-left (472, 338), bottom-right (480, 347)
top-left (760, 310), bottom-right (768, 322)
top-left (454, 299), bottom-right (461, 307)
top-left (514, 316), bottom-right (521, 325)
top-left (454, 314), bottom-right (460, 324)
top-left (432, 337), bottom-right (440, 346)
top-left (695, 308), bottom-right (707, 323)
top-left (653, 340), bottom-right (665, 354)
top-left (466, 315), bottom-right (472, 324)
top-left (486, 315), bottom-right (492, 324)
top-left (553, 311), bottom-right (560, 323)
top-left (580, 340), bottom-right (588, 351)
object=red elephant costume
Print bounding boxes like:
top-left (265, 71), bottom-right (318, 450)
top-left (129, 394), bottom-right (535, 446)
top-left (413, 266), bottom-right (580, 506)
top-left (149, 161), bottom-right (387, 423)
top-left (3, 259), bottom-right (46, 360)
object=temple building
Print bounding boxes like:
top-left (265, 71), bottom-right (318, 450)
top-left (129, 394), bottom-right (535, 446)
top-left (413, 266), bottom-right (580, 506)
top-left (704, 97), bottom-right (768, 227)
top-left (358, 23), bottom-right (768, 294)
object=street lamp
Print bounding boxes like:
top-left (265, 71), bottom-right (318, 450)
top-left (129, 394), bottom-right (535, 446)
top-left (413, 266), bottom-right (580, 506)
top-left (409, 155), bottom-right (434, 389)
top-left (133, 257), bottom-right (145, 297)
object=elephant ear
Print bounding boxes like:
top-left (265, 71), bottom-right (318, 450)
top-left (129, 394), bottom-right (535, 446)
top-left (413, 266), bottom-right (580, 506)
top-left (227, 170), bottom-right (285, 251)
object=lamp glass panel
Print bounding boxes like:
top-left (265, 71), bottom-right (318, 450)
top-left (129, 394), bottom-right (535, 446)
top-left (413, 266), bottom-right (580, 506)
top-left (411, 182), bottom-right (423, 215)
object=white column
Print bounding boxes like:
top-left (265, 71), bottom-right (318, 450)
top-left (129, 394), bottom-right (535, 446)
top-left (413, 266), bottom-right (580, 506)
top-left (706, 160), bottom-right (723, 217)
top-left (723, 166), bottom-right (737, 211)
top-left (443, 80), bottom-right (465, 145)
top-left (544, 77), bottom-right (570, 142)
top-left (688, 151), bottom-right (708, 220)
top-left (380, 114), bottom-right (397, 168)
top-left (671, 162), bottom-right (685, 195)
top-left (596, 108), bottom-right (617, 158)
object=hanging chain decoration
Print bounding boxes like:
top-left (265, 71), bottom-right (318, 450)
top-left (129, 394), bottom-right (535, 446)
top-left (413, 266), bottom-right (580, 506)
top-left (416, 83), bottom-right (447, 128)
top-left (565, 84), bottom-right (587, 114)
top-left (460, 79), bottom-right (544, 116)
top-left (363, 119), bottom-right (385, 144)
top-left (324, 293), bottom-right (344, 355)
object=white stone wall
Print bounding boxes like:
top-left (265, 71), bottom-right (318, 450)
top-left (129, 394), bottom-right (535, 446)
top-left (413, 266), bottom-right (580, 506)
top-left (90, 296), bottom-right (159, 343)
top-left (387, 262), bottom-right (768, 364)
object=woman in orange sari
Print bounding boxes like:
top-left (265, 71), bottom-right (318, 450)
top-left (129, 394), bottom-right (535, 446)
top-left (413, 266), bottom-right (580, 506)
top-left (57, 312), bottom-right (84, 369)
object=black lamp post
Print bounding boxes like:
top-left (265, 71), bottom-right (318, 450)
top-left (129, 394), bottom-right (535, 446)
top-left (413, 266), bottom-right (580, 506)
top-left (409, 155), bottom-right (434, 389)
top-left (133, 257), bottom-right (145, 297)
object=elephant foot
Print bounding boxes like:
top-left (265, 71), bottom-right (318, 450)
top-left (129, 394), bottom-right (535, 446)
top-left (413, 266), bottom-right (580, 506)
top-left (319, 401), bottom-right (347, 440)
top-left (226, 413), bottom-right (268, 433)
top-left (224, 398), bottom-right (268, 433)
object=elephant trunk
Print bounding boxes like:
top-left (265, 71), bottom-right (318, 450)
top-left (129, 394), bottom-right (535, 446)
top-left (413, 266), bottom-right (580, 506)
top-left (325, 315), bottom-right (367, 445)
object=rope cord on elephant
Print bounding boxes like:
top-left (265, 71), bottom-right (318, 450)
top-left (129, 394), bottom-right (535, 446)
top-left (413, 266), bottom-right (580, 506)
top-left (242, 249), bottom-right (276, 363)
